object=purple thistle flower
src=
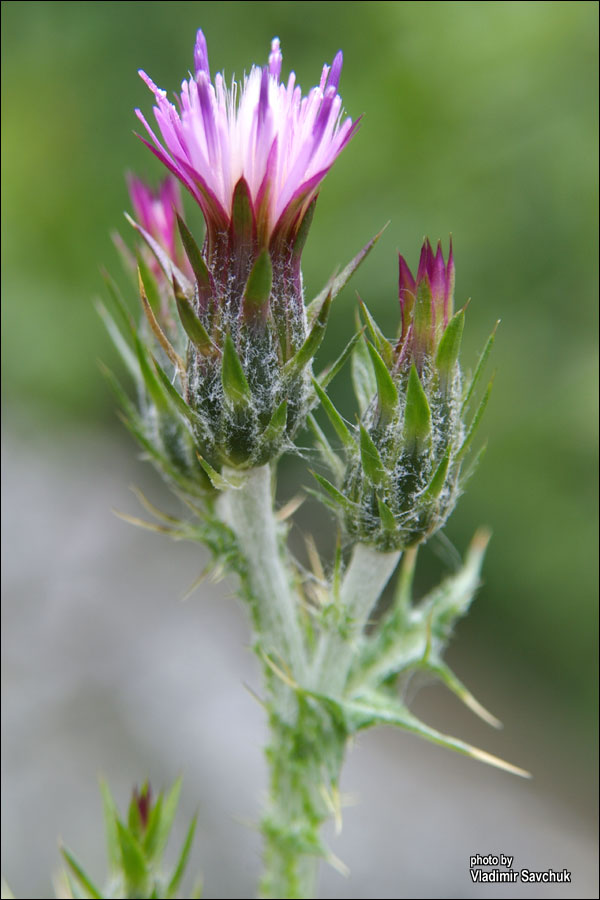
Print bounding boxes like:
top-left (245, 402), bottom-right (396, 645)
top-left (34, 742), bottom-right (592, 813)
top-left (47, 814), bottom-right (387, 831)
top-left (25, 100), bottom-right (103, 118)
top-left (119, 30), bottom-right (369, 471)
top-left (135, 31), bottom-right (357, 256)
top-left (397, 238), bottom-right (455, 370)
top-left (127, 174), bottom-right (183, 264)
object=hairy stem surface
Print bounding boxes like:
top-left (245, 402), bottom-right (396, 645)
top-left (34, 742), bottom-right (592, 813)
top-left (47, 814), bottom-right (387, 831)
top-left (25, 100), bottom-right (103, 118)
top-left (218, 469), bottom-right (402, 898)
top-left (218, 464), bottom-right (306, 682)
top-left (312, 543), bottom-right (401, 696)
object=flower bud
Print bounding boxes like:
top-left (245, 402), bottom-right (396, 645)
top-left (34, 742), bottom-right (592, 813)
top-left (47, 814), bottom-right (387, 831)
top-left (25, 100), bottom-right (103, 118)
top-left (314, 240), bottom-right (496, 551)
top-left (127, 175), bottom-right (185, 274)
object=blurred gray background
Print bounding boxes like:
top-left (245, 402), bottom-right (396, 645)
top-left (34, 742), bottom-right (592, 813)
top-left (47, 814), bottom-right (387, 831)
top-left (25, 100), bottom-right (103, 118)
top-left (2, 2), bottom-right (598, 898)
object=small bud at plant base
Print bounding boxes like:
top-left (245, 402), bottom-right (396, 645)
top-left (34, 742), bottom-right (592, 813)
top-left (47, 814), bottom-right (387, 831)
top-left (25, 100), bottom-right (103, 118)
top-left (131, 781), bottom-right (152, 832)
top-left (60, 778), bottom-right (199, 899)
top-left (313, 239), bottom-right (496, 551)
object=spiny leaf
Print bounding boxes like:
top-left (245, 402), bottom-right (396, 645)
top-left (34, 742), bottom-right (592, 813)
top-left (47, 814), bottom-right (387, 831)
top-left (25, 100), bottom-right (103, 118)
top-left (138, 270), bottom-right (186, 382)
top-left (418, 528), bottom-right (490, 625)
top-left (307, 223), bottom-right (388, 320)
top-left (176, 213), bottom-right (212, 293)
top-left (403, 365), bottom-right (431, 453)
top-left (174, 285), bottom-right (215, 356)
top-left (435, 308), bottom-right (465, 386)
top-left (338, 693), bottom-right (529, 777)
top-left (242, 249), bottom-right (272, 324)
top-left (260, 400), bottom-right (288, 448)
top-left (113, 509), bottom-right (192, 538)
top-left (116, 820), bottom-right (148, 891)
top-left (97, 309), bottom-right (140, 383)
top-left (428, 661), bottom-right (502, 728)
top-left (456, 375), bottom-right (494, 461)
top-left (352, 333), bottom-right (376, 415)
top-left (136, 250), bottom-right (162, 316)
top-left (196, 453), bottom-right (241, 491)
top-left (459, 441), bottom-right (487, 489)
top-left (377, 494), bottom-right (396, 531)
top-left (357, 298), bottom-right (393, 364)
top-left (152, 356), bottom-right (198, 427)
top-left (366, 342), bottom-right (398, 428)
top-left (142, 792), bottom-right (164, 859)
top-left (311, 471), bottom-right (354, 513)
top-left (319, 328), bottom-right (363, 389)
top-left (149, 777), bottom-right (182, 861)
top-left (391, 544), bottom-right (418, 624)
top-left (99, 778), bottom-right (120, 874)
top-left (423, 447), bottom-right (451, 499)
top-left (359, 425), bottom-right (386, 486)
top-left (118, 412), bottom-right (206, 499)
top-left (166, 815), bottom-right (198, 898)
top-left (59, 847), bottom-right (102, 900)
top-left (462, 321), bottom-right (499, 414)
top-left (196, 454), bottom-right (228, 491)
top-left (284, 291), bottom-right (331, 376)
top-left (101, 269), bottom-right (135, 338)
top-left (128, 486), bottom-right (182, 526)
top-left (312, 379), bottom-right (355, 450)
top-left (134, 335), bottom-right (169, 412)
top-left (125, 212), bottom-right (193, 296)
top-left (221, 334), bottom-right (251, 408)
top-left (307, 413), bottom-right (344, 481)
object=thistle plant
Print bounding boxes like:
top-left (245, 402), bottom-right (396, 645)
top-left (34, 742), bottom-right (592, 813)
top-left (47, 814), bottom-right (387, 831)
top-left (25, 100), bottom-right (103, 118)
top-left (84, 27), bottom-right (528, 900)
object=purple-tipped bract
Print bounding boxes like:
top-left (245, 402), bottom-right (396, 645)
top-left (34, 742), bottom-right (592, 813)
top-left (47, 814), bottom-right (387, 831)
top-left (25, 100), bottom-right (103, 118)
top-left (397, 238), bottom-right (456, 369)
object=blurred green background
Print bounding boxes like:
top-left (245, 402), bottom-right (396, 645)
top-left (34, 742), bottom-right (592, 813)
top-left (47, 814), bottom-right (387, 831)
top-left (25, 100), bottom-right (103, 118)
top-left (1, 0), bottom-right (597, 892)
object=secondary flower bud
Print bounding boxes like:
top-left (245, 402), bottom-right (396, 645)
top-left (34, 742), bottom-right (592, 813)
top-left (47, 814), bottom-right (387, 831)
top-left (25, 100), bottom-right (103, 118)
top-left (127, 175), bottom-right (183, 267)
top-left (314, 240), bottom-right (495, 551)
top-left (397, 237), bottom-right (455, 373)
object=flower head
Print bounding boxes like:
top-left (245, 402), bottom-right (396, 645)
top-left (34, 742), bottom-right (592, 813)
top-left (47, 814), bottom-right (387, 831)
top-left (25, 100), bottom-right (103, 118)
top-left (112, 29), bottom-right (372, 476)
top-left (135, 30), bottom-right (357, 254)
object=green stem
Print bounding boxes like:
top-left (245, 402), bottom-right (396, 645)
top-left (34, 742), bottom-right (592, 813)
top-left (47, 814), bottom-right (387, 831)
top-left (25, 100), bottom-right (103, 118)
top-left (218, 464), bottom-right (348, 899)
top-left (217, 464), bottom-right (307, 683)
top-left (312, 543), bottom-right (401, 696)
top-left (260, 695), bottom-right (346, 900)
top-left (217, 472), bottom-right (401, 897)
